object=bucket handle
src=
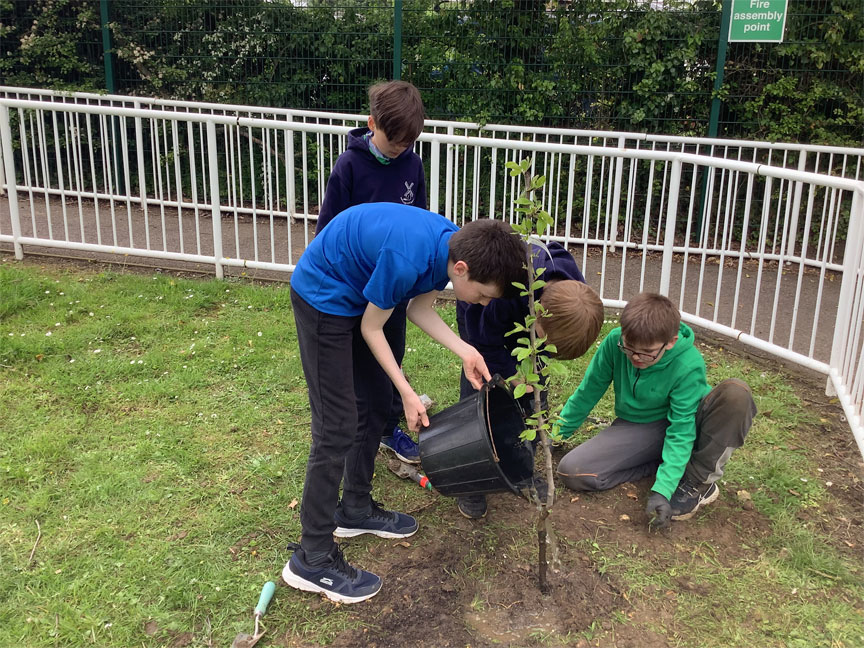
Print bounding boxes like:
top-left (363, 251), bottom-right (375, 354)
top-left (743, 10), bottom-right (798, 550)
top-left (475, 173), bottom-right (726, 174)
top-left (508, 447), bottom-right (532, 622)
top-left (482, 375), bottom-right (511, 464)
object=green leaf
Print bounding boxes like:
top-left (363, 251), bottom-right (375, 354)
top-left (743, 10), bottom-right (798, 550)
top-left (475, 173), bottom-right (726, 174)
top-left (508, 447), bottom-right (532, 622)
top-left (505, 323), bottom-right (527, 336)
top-left (513, 383), bottom-right (528, 398)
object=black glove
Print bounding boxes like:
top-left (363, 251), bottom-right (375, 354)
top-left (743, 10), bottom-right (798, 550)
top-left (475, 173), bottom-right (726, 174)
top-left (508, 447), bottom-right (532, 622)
top-left (645, 491), bottom-right (672, 531)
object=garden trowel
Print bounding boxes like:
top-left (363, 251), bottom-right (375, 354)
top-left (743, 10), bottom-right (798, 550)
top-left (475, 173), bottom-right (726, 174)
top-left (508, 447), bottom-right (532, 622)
top-left (231, 581), bottom-right (276, 648)
top-left (386, 457), bottom-right (433, 491)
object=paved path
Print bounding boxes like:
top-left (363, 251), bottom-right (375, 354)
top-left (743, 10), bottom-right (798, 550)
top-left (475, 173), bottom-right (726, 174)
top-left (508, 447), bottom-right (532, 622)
top-left (1, 195), bottom-right (840, 364)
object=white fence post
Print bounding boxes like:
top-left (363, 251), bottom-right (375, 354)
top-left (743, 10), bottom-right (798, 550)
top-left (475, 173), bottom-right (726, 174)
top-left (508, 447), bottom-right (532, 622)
top-left (0, 105), bottom-right (23, 258)
top-left (133, 101), bottom-right (147, 249)
top-left (786, 151), bottom-right (807, 257)
top-left (0, 118), bottom-right (6, 197)
top-left (659, 158), bottom-right (683, 297)
top-left (430, 139), bottom-right (440, 215)
top-left (445, 126), bottom-right (454, 222)
top-left (609, 135), bottom-right (626, 246)
top-left (828, 188), bottom-right (864, 454)
top-left (206, 120), bottom-right (224, 279)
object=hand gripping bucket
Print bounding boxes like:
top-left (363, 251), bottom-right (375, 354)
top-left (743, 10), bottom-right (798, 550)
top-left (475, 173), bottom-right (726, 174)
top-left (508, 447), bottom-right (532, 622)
top-left (418, 376), bottom-right (534, 496)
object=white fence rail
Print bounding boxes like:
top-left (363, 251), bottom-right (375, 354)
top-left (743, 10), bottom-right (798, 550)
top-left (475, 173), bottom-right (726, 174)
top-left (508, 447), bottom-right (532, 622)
top-left (1, 92), bottom-right (863, 455)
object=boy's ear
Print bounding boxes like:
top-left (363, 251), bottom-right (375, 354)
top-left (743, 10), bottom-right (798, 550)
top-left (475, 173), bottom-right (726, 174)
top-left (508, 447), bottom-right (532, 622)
top-left (665, 335), bottom-right (679, 350)
top-left (452, 260), bottom-right (469, 277)
top-left (367, 115), bottom-right (376, 131)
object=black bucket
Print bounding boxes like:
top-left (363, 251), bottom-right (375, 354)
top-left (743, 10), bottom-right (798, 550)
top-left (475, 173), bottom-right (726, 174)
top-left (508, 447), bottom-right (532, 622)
top-left (418, 376), bottom-right (534, 496)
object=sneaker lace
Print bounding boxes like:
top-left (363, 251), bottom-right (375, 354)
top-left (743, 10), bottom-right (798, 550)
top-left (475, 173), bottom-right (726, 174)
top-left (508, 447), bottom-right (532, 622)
top-left (677, 480), bottom-right (701, 499)
top-left (287, 542), bottom-right (358, 580)
top-left (369, 499), bottom-right (397, 522)
top-left (328, 544), bottom-right (358, 581)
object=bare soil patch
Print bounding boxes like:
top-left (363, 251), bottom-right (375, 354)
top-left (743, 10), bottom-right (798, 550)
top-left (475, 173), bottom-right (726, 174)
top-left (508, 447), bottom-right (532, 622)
top-left (273, 339), bottom-right (862, 648)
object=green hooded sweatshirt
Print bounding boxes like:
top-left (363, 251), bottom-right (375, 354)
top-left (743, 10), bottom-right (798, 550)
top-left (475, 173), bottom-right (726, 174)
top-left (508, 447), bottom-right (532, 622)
top-left (557, 323), bottom-right (711, 499)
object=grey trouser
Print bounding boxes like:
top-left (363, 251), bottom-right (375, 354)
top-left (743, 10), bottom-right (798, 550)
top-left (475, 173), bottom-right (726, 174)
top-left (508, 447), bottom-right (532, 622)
top-left (557, 378), bottom-right (757, 492)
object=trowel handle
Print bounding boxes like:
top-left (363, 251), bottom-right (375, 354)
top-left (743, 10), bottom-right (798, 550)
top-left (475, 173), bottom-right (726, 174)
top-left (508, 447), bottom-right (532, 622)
top-left (254, 581), bottom-right (276, 616)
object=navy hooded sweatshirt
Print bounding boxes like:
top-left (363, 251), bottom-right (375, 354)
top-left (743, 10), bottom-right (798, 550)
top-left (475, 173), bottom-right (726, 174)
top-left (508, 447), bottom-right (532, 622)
top-left (457, 241), bottom-right (586, 378)
top-left (315, 126), bottom-right (428, 234)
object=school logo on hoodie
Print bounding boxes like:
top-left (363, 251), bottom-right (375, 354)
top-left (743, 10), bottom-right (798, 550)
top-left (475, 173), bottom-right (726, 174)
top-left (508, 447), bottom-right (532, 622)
top-left (401, 181), bottom-right (415, 205)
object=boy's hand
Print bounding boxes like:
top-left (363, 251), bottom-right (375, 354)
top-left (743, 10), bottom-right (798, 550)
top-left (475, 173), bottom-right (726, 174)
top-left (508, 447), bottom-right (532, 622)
top-left (462, 349), bottom-right (492, 390)
top-left (645, 492), bottom-right (672, 531)
top-left (401, 390), bottom-right (430, 433)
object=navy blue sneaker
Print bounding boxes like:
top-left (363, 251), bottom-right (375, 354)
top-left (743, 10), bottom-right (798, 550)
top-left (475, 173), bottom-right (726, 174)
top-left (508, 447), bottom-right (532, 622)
top-left (379, 426), bottom-right (420, 464)
top-left (670, 480), bottom-right (720, 520)
top-left (457, 494), bottom-right (488, 519)
top-left (282, 543), bottom-right (381, 604)
top-left (334, 500), bottom-right (419, 539)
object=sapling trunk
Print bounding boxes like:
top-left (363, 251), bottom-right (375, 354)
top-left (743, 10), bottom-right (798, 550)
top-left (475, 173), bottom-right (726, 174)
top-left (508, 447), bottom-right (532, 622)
top-left (507, 159), bottom-right (559, 593)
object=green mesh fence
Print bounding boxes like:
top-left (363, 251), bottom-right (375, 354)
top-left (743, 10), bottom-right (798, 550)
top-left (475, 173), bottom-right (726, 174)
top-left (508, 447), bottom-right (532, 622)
top-left (1, 0), bottom-right (861, 144)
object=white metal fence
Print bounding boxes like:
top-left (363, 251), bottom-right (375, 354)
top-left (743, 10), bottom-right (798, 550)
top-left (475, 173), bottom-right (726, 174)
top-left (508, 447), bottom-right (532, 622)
top-left (1, 90), bottom-right (862, 455)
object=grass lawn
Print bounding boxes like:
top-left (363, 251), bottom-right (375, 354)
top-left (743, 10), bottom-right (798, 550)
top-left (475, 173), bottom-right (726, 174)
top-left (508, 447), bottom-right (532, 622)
top-left (1, 258), bottom-right (862, 648)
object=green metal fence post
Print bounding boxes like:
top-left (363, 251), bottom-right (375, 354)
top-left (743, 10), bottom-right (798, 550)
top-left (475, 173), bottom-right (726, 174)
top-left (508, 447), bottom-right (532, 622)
top-left (708, 0), bottom-right (733, 138)
top-left (697, 1), bottom-right (734, 243)
top-left (100, 0), bottom-right (117, 93)
top-left (393, 0), bottom-right (403, 80)
top-left (100, 0), bottom-right (125, 192)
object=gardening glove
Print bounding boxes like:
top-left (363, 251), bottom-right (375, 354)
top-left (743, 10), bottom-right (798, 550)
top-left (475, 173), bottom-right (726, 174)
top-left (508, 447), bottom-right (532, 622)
top-left (645, 491), bottom-right (672, 531)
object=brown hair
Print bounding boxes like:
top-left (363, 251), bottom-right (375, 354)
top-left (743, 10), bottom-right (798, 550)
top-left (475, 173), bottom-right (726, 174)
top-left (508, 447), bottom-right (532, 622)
top-left (540, 280), bottom-right (604, 359)
top-left (368, 81), bottom-right (425, 146)
top-left (448, 219), bottom-right (526, 297)
top-left (620, 292), bottom-right (680, 347)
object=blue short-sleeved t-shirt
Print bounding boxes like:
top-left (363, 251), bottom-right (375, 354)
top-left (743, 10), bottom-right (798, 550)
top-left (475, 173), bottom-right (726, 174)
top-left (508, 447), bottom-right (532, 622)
top-left (291, 203), bottom-right (457, 316)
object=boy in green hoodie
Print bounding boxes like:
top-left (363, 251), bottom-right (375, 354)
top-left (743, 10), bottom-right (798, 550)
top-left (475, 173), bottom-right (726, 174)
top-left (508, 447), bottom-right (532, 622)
top-left (555, 293), bottom-right (757, 529)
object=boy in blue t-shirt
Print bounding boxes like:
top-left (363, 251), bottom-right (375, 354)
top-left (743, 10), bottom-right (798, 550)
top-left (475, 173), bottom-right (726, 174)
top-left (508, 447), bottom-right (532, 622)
top-left (316, 80), bottom-right (428, 464)
top-left (283, 203), bottom-right (526, 604)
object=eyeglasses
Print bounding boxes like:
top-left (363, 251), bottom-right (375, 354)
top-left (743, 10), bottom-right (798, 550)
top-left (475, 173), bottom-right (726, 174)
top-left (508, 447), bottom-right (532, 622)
top-left (617, 340), bottom-right (667, 361)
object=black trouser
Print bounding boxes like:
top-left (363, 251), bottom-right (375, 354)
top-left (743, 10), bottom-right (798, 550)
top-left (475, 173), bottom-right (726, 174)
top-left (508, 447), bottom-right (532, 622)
top-left (290, 288), bottom-right (393, 554)
top-left (383, 301), bottom-right (407, 433)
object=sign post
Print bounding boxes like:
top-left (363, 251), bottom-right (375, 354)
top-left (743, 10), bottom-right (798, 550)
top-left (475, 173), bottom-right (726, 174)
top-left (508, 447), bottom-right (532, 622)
top-left (729, 0), bottom-right (788, 43)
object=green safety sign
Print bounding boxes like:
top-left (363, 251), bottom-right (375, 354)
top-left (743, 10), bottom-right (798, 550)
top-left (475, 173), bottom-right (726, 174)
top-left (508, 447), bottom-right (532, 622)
top-left (728, 0), bottom-right (788, 42)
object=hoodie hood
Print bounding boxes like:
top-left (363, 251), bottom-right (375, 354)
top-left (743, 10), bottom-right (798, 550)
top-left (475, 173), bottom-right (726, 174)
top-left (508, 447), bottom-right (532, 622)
top-left (346, 126), bottom-right (418, 164)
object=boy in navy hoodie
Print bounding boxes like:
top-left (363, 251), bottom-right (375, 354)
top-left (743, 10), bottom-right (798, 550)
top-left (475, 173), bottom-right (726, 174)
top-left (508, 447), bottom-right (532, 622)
top-left (316, 80), bottom-right (427, 464)
top-left (455, 242), bottom-right (604, 518)
top-left (283, 204), bottom-right (526, 603)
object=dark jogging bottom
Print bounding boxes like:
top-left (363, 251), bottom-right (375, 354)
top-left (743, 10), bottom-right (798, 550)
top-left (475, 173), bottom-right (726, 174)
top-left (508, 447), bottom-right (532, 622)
top-left (290, 288), bottom-right (394, 554)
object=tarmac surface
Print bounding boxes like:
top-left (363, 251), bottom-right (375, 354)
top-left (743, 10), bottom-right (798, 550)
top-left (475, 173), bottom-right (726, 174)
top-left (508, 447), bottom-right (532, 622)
top-left (1, 194), bottom-right (842, 365)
